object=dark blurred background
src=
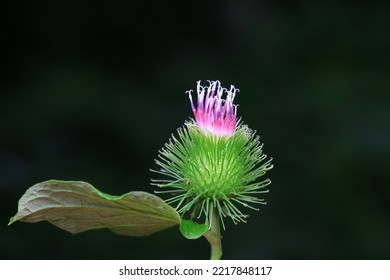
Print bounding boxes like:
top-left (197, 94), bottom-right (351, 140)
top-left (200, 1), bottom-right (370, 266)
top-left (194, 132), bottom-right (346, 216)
top-left (1, 0), bottom-right (389, 259)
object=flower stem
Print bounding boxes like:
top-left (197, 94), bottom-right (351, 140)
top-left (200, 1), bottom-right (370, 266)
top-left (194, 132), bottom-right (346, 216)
top-left (204, 207), bottom-right (222, 260)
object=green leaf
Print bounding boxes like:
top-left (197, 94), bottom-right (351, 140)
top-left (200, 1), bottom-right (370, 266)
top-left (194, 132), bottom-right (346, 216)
top-left (179, 219), bottom-right (208, 239)
top-left (9, 180), bottom-right (181, 237)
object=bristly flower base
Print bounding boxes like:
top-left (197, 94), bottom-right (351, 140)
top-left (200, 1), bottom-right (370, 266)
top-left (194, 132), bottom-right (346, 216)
top-left (151, 120), bottom-right (273, 229)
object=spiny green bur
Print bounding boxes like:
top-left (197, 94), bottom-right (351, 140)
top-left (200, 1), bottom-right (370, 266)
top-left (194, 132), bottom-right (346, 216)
top-left (152, 121), bottom-right (273, 227)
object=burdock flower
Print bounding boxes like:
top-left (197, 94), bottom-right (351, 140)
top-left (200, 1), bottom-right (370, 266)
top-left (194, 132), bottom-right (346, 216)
top-left (152, 80), bottom-right (272, 229)
top-left (188, 80), bottom-right (238, 138)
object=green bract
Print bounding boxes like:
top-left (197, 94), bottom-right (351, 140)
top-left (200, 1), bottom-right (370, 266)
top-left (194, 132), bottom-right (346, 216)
top-left (152, 120), bottom-right (273, 228)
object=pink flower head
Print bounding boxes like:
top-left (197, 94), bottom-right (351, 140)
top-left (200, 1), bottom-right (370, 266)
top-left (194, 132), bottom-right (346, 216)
top-left (187, 80), bottom-right (239, 138)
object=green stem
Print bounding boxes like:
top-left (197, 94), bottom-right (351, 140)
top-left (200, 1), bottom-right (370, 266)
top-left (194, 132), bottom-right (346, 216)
top-left (204, 207), bottom-right (222, 260)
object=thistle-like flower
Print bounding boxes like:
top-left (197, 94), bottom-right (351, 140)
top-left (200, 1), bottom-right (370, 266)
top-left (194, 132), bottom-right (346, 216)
top-left (152, 80), bottom-right (273, 229)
